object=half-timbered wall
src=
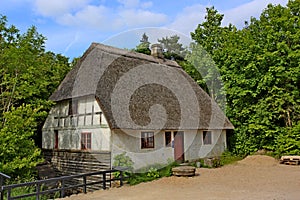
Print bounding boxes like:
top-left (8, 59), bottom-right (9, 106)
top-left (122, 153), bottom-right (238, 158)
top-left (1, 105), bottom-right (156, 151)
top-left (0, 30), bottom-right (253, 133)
top-left (42, 95), bottom-right (111, 151)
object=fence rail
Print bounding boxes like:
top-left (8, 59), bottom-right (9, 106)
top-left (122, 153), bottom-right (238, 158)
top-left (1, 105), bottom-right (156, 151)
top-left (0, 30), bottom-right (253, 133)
top-left (0, 168), bottom-right (126, 200)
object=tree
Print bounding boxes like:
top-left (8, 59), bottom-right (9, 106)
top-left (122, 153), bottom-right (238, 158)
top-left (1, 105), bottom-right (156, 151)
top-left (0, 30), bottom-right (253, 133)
top-left (185, 43), bottom-right (225, 107)
top-left (0, 15), bottom-right (72, 179)
top-left (135, 33), bottom-right (151, 55)
top-left (158, 35), bottom-right (186, 59)
top-left (0, 105), bottom-right (44, 179)
top-left (190, 1), bottom-right (300, 155)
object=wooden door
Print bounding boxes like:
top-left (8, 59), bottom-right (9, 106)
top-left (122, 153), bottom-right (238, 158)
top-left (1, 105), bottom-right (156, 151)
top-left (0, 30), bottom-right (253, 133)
top-left (174, 131), bottom-right (184, 163)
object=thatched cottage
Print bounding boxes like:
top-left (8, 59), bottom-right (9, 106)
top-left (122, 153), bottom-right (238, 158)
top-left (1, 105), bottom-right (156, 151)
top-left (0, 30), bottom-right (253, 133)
top-left (42, 43), bottom-right (233, 173)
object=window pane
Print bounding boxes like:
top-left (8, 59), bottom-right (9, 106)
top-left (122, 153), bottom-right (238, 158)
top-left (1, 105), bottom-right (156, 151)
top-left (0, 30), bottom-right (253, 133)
top-left (165, 132), bottom-right (171, 147)
top-left (54, 130), bottom-right (59, 149)
top-left (81, 132), bottom-right (92, 150)
top-left (69, 99), bottom-right (78, 115)
top-left (141, 132), bottom-right (154, 149)
top-left (203, 131), bottom-right (212, 145)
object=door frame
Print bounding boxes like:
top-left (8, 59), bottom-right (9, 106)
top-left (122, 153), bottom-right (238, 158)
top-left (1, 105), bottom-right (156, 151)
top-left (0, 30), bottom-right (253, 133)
top-left (173, 131), bottom-right (184, 163)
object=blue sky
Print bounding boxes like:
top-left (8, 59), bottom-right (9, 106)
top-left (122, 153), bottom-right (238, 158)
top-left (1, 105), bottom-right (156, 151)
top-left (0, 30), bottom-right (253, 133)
top-left (0, 0), bottom-right (288, 59)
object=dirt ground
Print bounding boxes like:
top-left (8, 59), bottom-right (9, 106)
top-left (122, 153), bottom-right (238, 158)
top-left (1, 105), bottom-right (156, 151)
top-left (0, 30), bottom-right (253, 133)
top-left (62, 155), bottom-right (300, 200)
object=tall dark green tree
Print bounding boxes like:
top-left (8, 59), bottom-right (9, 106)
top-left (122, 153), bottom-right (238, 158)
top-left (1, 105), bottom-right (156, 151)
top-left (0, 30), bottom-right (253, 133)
top-left (136, 33), bottom-right (151, 55)
top-left (191, 1), bottom-right (300, 155)
top-left (158, 35), bottom-right (186, 59)
top-left (0, 15), bottom-right (72, 179)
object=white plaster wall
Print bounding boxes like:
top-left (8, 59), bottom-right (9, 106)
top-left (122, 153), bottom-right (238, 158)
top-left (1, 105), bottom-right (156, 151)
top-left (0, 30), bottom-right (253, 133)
top-left (111, 129), bottom-right (228, 170)
top-left (185, 129), bottom-right (227, 161)
top-left (111, 130), bottom-right (174, 170)
top-left (42, 95), bottom-right (111, 151)
top-left (87, 127), bottom-right (111, 151)
top-left (42, 131), bottom-right (53, 149)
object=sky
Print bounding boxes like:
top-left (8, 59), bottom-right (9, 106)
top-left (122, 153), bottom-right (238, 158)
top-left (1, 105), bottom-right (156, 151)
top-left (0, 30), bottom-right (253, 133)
top-left (0, 0), bottom-right (288, 59)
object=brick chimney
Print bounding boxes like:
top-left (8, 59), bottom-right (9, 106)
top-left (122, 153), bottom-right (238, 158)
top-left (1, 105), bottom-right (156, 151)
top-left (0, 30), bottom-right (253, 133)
top-left (151, 44), bottom-right (164, 58)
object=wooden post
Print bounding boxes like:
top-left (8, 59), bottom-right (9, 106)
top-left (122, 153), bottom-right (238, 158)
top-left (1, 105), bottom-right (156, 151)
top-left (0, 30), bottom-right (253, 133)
top-left (120, 171), bottom-right (123, 187)
top-left (6, 188), bottom-right (11, 200)
top-left (83, 176), bottom-right (87, 194)
top-left (36, 183), bottom-right (40, 200)
top-left (60, 180), bottom-right (65, 198)
top-left (102, 173), bottom-right (106, 190)
top-left (0, 176), bottom-right (3, 200)
top-left (109, 171), bottom-right (112, 188)
top-left (0, 172), bottom-right (10, 200)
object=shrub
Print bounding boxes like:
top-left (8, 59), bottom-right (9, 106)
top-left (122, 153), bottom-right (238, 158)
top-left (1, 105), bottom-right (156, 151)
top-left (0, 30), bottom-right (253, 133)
top-left (271, 123), bottom-right (300, 156)
top-left (127, 161), bottom-right (179, 185)
top-left (147, 168), bottom-right (160, 178)
top-left (220, 151), bottom-right (243, 166)
top-left (112, 153), bottom-right (134, 178)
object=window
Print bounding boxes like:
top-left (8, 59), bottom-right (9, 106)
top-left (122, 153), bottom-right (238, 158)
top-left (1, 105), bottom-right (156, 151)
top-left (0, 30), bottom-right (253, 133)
top-left (141, 132), bottom-right (154, 149)
top-left (203, 131), bottom-right (212, 145)
top-left (165, 131), bottom-right (172, 147)
top-left (54, 130), bottom-right (58, 149)
top-left (81, 132), bottom-right (92, 150)
top-left (68, 99), bottom-right (78, 115)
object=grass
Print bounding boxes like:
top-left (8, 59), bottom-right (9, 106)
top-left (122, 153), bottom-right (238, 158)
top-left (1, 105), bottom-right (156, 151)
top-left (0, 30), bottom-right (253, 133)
top-left (2, 180), bottom-right (60, 200)
top-left (219, 151), bottom-right (244, 166)
top-left (125, 152), bottom-right (243, 186)
top-left (126, 162), bottom-right (179, 185)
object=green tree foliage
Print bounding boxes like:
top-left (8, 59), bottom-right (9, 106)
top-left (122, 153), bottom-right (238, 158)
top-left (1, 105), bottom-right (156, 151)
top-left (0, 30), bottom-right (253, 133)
top-left (158, 35), bottom-right (186, 59)
top-left (0, 15), bottom-right (72, 179)
top-left (185, 43), bottom-right (225, 107)
top-left (272, 122), bottom-right (300, 155)
top-left (0, 105), bottom-right (44, 178)
top-left (113, 153), bottom-right (134, 178)
top-left (135, 33), bottom-right (151, 55)
top-left (191, 1), bottom-right (300, 155)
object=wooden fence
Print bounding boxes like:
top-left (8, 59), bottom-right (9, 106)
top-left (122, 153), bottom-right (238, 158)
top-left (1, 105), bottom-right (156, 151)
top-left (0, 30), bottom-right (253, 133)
top-left (0, 168), bottom-right (126, 200)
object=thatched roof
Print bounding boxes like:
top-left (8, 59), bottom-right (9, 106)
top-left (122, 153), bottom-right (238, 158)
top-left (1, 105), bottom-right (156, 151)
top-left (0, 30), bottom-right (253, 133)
top-left (50, 43), bottom-right (233, 130)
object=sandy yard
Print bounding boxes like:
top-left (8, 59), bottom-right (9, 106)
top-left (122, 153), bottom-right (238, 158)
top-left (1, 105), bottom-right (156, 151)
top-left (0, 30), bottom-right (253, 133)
top-left (62, 155), bottom-right (300, 200)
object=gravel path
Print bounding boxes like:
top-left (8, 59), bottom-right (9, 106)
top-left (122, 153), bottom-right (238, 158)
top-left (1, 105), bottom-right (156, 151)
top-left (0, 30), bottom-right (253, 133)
top-left (62, 155), bottom-right (300, 200)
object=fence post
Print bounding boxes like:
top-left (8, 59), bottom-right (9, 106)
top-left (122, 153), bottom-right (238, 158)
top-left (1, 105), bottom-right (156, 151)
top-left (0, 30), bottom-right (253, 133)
top-left (6, 188), bottom-right (11, 200)
top-left (120, 171), bottom-right (123, 187)
top-left (0, 172), bottom-right (11, 200)
top-left (0, 176), bottom-right (3, 200)
top-left (60, 180), bottom-right (65, 198)
top-left (83, 176), bottom-right (87, 194)
top-left (36, 182), bottom-right (40, 200)
top-left (102, 173), bottom-right (106, 190)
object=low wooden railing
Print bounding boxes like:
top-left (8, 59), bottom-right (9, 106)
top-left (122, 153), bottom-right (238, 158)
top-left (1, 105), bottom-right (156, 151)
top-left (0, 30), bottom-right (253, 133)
top-left (0, 168), bottom-right (126, 200)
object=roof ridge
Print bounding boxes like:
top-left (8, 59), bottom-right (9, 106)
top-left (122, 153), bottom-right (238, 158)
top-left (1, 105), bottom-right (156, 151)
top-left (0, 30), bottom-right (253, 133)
top-left (91, 42), bottom-right (182, 68)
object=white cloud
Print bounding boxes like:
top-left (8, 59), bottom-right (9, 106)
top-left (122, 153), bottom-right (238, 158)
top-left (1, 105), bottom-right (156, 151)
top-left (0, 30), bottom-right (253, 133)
top-left (34, 0), bottom-right (90, 17)
top-left (141, 1), bottom-right (153, 9)
top-left (33, 0), bottom-right (166, 30)
top-left (118, 0), bottom-right (140, 8)
top-left (167, 4), bottom-right (208, 35)
top-left (223, 0), bottom-right (289, 28)
top-left (119, 9), bottom-right (167, 27)
top-left (58, 5), bottom-right (112, 29)
top-left (166, 0), bottom-right (289, 35)
top-left (118, 0), bottom-right (152, 9)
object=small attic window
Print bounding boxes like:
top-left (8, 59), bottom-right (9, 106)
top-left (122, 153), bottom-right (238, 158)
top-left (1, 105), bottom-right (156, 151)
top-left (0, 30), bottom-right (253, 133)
top-left (68, 99), bottom-right (78, 115)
